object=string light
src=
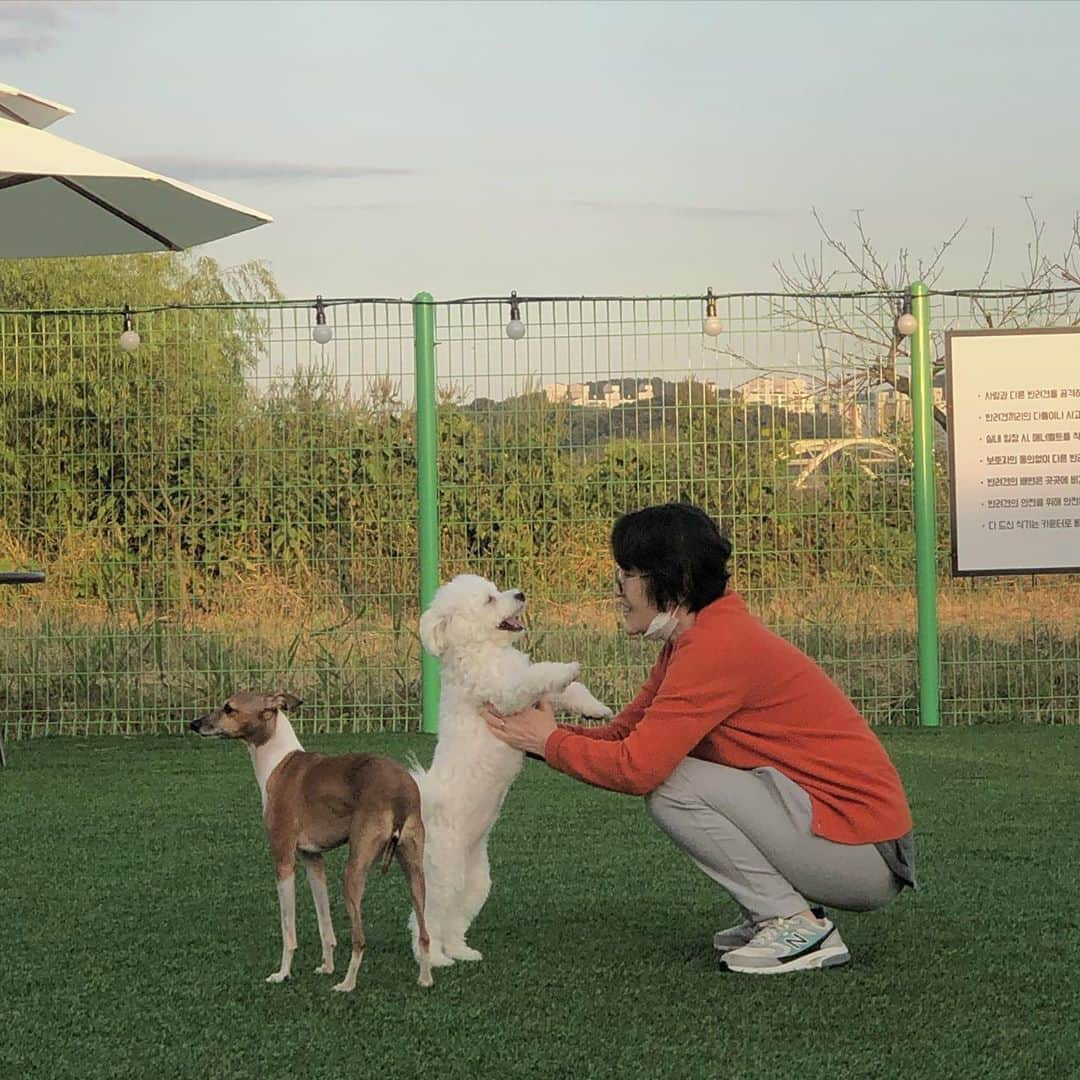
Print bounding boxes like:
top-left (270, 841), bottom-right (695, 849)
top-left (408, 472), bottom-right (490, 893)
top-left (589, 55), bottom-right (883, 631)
top-left (313, 295), bottom-right (333, 345)
top-left (703, 287), bottom-right (722, 336)
top-left (896, 297), bottom-right (917, 337)
top-left (505, 290), bottom-right (526, 340)
top-left (119, 304), bottom-right (140, 352)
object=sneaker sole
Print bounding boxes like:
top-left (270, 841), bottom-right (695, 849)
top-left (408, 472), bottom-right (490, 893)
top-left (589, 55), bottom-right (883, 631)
top-left (722, 945), bottom-right (851, 975)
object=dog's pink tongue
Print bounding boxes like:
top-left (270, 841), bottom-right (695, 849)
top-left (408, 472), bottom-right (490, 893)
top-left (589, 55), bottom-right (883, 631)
top-left (500, 617), bottom-right (525, 631)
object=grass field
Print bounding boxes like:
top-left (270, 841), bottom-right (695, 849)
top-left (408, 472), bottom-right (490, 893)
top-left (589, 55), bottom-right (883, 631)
top-left (3, 728), bottom-right (1080, 1080)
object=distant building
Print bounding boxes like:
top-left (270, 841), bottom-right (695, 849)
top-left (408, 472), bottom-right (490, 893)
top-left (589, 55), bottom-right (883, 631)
top-left (543, 378), bottom-right (660, 409)
top-left (544, 382), bottom-right (590, 406)
top-left (867, 385), bottom-right (946, 433)
top-left (734, 375), bottom-right (813, 413)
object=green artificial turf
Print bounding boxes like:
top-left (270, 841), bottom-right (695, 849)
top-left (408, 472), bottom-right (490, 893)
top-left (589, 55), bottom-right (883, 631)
top-left (2, 727), bottom-right (1079, 1080)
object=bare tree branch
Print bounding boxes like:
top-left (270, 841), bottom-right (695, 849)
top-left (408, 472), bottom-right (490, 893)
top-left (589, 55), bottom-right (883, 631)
top-left (766, 206), bottom-right (1080, 436)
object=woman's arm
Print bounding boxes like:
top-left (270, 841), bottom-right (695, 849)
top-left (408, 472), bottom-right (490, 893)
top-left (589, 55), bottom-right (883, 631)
top-left (544, 635), bottom-right (742, 796)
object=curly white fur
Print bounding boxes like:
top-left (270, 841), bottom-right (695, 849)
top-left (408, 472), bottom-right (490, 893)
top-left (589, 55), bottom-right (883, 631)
top-left (408, 573), bottom-right (611, 967)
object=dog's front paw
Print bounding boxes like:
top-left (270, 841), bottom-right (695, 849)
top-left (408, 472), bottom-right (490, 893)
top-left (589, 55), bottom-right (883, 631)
top-left (265, 971), bottom-right (290, 984)
top-left (314, 962), bottom-right (334, 975)
top-left (554, 661), bottom-right (581, 688)
top-left (554, 681), bottom-right (611, 719)
top-left (332, 978), bottom-right (357, 993)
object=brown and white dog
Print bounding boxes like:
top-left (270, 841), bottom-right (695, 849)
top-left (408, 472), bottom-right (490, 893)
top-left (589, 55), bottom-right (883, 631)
top-left (190, 691), bottom-right (433, 991)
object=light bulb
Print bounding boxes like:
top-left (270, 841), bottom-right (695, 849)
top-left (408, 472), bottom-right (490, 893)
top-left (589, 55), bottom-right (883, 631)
top-left (312, 295), bottom-right (332, 344)
top-left (505, 290), bottom-right (526, 340)
top-left (896, 312), bottom-right (918, 337)
top-left (119, 304), bottom-right (139, 351)
top-left (702, 286), bottom-right (721, 337)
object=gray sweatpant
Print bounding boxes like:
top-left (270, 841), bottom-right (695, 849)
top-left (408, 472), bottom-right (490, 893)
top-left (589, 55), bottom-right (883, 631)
top-left (645, 757), bottom-right (901, 923)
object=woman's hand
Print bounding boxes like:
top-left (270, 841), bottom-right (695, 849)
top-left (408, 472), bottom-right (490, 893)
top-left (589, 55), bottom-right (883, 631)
top-left (482, 696), bottom-right (558, 757)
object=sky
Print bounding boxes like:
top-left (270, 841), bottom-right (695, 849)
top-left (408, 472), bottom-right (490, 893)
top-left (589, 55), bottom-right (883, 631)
top-left (2, 0), bottom-right (1080, 303)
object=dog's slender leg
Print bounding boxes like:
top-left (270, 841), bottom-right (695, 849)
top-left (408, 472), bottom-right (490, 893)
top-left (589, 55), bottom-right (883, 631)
top-left (413, 827), bottom-right (463, 968)
top-left (266, 863), bottom-right (297, 984)
top-left (301, 853), bottom-right (336, 975)
top-left (333, 829), bottom-right (383, 992)
top-left (396, 821), bottom-right (434, 988)
top-left (444, 841), bottom-right (489, 962)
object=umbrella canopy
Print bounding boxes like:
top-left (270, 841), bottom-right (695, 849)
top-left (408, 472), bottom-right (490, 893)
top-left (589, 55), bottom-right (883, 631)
top-left (0, 116), bottom-right (272, 257)
top-left (0, 83), bottom-right (74, 129)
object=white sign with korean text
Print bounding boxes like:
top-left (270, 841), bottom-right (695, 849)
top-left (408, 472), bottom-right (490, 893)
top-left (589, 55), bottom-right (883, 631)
top-left (946, 328), bottom-right (1080, 575)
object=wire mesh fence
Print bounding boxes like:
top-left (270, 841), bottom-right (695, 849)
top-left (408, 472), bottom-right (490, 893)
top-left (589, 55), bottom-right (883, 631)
top-left (0, 288), bottom-right (1077, 738)
top-left (0, 301), bottom-right (421, 736)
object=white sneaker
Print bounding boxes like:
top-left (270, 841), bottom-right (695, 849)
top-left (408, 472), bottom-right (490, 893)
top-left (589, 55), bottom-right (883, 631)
top-left (712, 920), bottom-right (757, 953)
top-left (713, 905), bottom-right (827, 955)
top-left (721, 912), bottom-right (850, 975)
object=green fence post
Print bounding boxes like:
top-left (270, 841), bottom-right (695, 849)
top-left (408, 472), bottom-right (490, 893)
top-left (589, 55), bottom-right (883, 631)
top-left (414, 291), bottom-right (440, 734)
top-left (909, 281), bottom-right (941, 728)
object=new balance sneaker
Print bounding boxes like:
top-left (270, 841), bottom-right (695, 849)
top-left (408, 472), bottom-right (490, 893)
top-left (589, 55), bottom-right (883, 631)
top-left (713, 905), bottom-right (827, 955)
top-left (721, 911), bottom-right (850, 974)
top-left (712, 920), bottom-right (757, 953)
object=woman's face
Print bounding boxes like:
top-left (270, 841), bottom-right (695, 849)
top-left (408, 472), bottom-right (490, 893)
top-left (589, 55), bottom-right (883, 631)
top-left (614, 568), bottom-right (660, 636)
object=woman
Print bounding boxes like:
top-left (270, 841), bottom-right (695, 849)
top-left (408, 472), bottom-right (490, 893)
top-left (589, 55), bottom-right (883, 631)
top-left (484, 502), bottom-right (915, 975)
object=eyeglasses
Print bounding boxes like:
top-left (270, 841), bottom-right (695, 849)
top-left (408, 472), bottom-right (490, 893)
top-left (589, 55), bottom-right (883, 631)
top-left (614, 569), bottom-right (643, 597)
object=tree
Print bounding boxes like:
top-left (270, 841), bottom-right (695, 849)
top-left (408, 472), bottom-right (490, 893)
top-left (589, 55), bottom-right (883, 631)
top-left (749, 202), bottom-right (1080, 432)
top-left (0, 252), bottom-right (281, 597)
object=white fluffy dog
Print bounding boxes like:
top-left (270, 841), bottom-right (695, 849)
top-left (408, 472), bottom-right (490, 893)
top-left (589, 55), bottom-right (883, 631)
top-left (408, 573), bottom-right (611, 967)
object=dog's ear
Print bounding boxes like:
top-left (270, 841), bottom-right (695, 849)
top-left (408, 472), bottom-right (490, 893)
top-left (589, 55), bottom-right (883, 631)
top-left (269, 692), bottom-right (302, 712)
top-left (419, 607), bottom-right (448, 656)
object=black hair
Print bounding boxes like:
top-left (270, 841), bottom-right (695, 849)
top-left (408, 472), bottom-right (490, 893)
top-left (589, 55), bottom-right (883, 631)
top-left (611, 502), bottom-right (732, 613)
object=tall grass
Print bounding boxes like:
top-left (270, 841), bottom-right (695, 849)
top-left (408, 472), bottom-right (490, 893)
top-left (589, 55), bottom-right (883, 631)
top-left (2, 577), bottom-right (1077, 737)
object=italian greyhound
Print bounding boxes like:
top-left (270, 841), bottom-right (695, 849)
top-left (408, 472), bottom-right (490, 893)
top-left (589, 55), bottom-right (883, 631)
top-left (190, 691), bottom-right (433, 991)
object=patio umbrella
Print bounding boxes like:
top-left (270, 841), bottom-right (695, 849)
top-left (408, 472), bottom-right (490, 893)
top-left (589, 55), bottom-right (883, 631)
top-left (0, 83), bottom-right (73, 129)
top-left (0, 114), bottom-right (272, 257)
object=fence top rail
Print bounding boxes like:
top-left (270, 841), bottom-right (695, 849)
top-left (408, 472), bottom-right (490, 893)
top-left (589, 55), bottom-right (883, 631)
top-left (2, 285), bottom-right (1080, 318)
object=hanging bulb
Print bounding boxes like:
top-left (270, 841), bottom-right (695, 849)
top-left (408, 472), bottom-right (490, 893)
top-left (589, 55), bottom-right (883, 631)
top-left (505, 290), bottom-right (526, 340)
top-left (119, 304), bottom-right (140, 352)
top-left (703, 287), bottom-right (722, 336)
top-left (896, 298), bottom-right (917, 337)
top-left (313, 295), bottom-right (333, 344)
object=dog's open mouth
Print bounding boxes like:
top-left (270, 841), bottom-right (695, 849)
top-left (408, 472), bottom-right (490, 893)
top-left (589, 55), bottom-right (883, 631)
top-left (497, 616), bottom-right (525, 632)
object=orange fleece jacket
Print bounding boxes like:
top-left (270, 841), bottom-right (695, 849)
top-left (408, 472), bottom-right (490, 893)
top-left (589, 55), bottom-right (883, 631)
top-left (544, 592), bottom-right (912, 846)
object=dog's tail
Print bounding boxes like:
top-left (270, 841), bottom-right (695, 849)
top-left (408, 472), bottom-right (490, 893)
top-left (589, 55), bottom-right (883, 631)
top-left (405, 751), bottom-right (426, 784)
top-left (380, 826), bottom-right (402, 875)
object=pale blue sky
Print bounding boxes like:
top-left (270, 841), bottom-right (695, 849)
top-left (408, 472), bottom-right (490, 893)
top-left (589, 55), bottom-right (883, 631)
top-left (3, 0), bottom-right (1079, 300)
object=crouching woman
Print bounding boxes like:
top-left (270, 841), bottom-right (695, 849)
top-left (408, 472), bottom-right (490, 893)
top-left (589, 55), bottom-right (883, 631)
top-left (485, 502), bottom-right (915, 975)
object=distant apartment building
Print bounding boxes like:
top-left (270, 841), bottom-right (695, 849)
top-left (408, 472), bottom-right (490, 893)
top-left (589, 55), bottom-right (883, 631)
top-left (868, 385), bottom-right (946, 434)
top-left (733, 374), bottom-right (945, 437)
top-left (544, 378), bottom-right (669, 408)
top-left (544, 382), bottom-right (590, 406)
top-left (734, 375), bottom-right (814, 414)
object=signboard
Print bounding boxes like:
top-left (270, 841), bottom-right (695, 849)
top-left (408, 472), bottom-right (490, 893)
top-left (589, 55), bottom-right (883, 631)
top-left (946, 327), bottom-right (1080, 576)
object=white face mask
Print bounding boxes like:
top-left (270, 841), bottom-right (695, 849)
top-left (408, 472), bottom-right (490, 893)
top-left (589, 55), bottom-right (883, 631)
top-left (643, 609), bottom-right (681, 642)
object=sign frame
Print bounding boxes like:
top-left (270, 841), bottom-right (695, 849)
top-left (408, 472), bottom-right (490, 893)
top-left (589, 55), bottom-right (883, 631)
top-left (945, 325), bottom-right (1080, 577)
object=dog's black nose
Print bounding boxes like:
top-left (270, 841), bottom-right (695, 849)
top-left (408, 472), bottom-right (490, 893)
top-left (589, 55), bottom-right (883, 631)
top-left (189, 716), bottom-right (203, 733)
top-left (514, 590), bottom-right (525, 602)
